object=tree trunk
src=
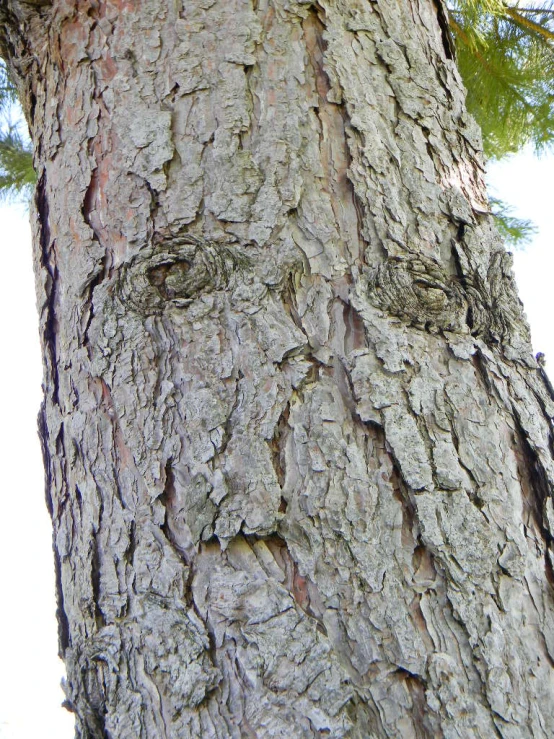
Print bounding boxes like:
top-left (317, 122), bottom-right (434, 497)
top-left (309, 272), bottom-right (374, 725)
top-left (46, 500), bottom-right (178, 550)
top-left (2, 0), bottom-right (554, 736)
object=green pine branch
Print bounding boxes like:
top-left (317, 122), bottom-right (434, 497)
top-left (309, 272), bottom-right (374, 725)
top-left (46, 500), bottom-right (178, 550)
top-left (448, 1), bottom-right (554, 245)
top-left (449, 1), bottom-right (554, 158)
top-left (0, 61), bottom-right (18, 112)
top-left (488, 196), bottom-right (538, 244)
top-left (0, 60), bottom-right (35, 202)
top-left (0, 128), bottom-right (35, 200)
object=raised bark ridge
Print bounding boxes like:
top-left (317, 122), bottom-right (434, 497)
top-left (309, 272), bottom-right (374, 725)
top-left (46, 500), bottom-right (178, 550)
top-left (3, 0), bottom-right (554, 737)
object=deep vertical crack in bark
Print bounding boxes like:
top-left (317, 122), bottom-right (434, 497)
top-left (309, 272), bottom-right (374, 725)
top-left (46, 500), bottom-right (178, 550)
top-left (512, 410), bottom-right (554, 587)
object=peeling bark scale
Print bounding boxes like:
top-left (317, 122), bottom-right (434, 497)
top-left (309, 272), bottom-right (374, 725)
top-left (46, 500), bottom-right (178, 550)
top-left (1, 1), bottom-right (554, 736)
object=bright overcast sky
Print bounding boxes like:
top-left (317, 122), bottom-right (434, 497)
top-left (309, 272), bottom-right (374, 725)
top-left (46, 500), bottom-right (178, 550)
top-left (0, 149), bottom-right (552, 738)
top-left (0, 203), bottom-right (74, 739)
top-left (487, 150), bottom-right (554, 364)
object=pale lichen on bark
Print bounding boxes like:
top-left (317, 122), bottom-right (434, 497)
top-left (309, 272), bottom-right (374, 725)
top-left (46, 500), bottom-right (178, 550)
top-left (2, 0), bottom-right (554, 736)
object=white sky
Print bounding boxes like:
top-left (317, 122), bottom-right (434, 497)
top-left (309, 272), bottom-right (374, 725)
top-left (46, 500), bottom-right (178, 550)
top-left (0, 151), bottom-right (552, 738)
top-left (0, 204), bottom-right (74, 738)
top-left (487, 151), bottom-right (554, 363)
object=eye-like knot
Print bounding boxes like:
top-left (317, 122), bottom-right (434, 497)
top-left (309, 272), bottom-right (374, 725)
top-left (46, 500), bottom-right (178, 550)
top-left (367, 254), bottom-right (467, 332)
top-left (147, 255), bottom-right (211, 301)
top-left (117, 235), bottom-right (247, 314)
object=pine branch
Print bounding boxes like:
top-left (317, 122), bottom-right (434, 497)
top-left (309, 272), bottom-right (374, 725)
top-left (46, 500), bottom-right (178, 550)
top-left (0, 59), bottom-right (36, 200)
top-left (0, 60), bottom-right (18, 114)
top-left (489, 196), bottom-right (537, 246)
top-left (449, 1), bottom-right (554, 158)
top-left (0, 129), bottom-right (35, 200)
top-left (515, 8), bottom-right (554, 14)
top-left (447, 2), bottom-right (554, 248)
top-left (503, 6), bottom-right (554, 42)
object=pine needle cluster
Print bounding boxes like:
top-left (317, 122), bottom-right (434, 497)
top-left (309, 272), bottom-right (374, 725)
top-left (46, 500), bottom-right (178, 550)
top-left (449, 1), bottom-right (554, 243)
top-left (450, 1), bottom-right (554, 158)
top-left (0, 60), bottom-right (35, 201)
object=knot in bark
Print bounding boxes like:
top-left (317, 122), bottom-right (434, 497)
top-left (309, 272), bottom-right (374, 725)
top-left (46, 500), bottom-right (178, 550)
top-left (367, 254), bottom-right (467, 333)
top-left (463, 250), bottom-right (531, 347)
top-left (119, 234), bottom-right (248, 314)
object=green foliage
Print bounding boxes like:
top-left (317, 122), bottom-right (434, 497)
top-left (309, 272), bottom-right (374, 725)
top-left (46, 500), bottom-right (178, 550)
top-left (0, 61), bottom-right (35, 202)
top-left (449, 1), bottom-right (554, 159)
top-left (488, 195), bottom-right (538, 243)
top-left (0, 128), bottom-right (35, 199)
top-left (0, 7), bottom-right (553, 243)
top-left (448, 1), bottom-right (554, 244)
top-left (0, 60), bottom-right (18, 109)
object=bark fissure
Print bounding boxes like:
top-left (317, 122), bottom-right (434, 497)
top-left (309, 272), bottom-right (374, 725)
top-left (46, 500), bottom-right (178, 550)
top-left (512, 410), bottom-right (554, 587)
top-left (37, 172), bottom-right (60, 404)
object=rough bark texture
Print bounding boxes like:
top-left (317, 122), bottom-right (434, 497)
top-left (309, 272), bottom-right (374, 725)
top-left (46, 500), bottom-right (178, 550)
top-left (2, 0), bottom-right (554, 736)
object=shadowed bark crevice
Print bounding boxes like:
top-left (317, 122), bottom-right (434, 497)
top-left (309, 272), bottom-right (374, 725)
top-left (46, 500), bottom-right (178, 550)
top-left (259, 533), bottom-right (328, 636)
top-left (158, 458), bottom-right (197, 564)
top-left (37, 171), bottom-right (59, 404)
top-left (54, 545), bottom-right (70, 656)
top-left (431, 0), bottom-right (456, 61)
top-left (512, 410), bottom-right (554, 587)
top-left (269, 402), bottom-right (290, 490)
top-left (90, 534), bottom-right (105, 628)
top-left (81, 262), bottom-right (105, 356)
top-left (302, 3), bottom-right (369, 265)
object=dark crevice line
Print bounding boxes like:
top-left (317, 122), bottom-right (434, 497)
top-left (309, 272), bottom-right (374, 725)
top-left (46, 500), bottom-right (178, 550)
top-left (37, 171), bottom-right (60, 405)
top-left (511, 407), bottom-right (554, 588)
top-left (302, 4), bottom-right (371, 265)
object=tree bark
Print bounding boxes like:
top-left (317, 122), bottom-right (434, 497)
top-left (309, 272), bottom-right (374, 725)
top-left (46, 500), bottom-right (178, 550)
top-left (2, 0), bottom-right (554, 736)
